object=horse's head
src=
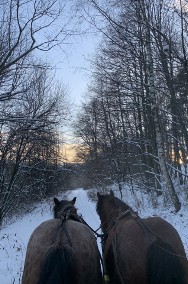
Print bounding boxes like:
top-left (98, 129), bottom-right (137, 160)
top-left (96, 190), bottom-right (117, 230)
top-left (96, 190), bottom-right (115, 216)
top-left (96, 190), bottom-right (131, 231)
top-left (53, 197), bottom-right (77, 219)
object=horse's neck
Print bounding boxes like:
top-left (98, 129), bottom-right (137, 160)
top-left (63, 205), bottom-right (76, 214)
top-left (100, 207), bottom-right (117, 231)
top-left (57, 206), bottom-right (77, 219)
top-left (101, 203), bottom-right (130, 232)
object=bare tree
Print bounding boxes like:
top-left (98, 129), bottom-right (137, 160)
top-left (0, 0), bottom-right (77, 102)
top-left (0, 67), bottom-right (69, 223)
top-left (0, 0), bottom-right (79, 223)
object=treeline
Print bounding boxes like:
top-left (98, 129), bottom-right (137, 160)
top-left (0, 0), bottom-right (78, 224)
top-left (74, 0), bottom-right (188, 211)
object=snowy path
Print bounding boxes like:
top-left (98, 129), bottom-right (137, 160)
top-left (68, 189), bottom-right (100, 231)
top-left (0, 188), bottom-right (187, 284)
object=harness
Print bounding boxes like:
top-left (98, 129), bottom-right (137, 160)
top-left (60, 206), bottom-right (186, 284)
top-left (57, 207), bottom-right (83, 247)
top-left (58, 206), bottom-right (110, 283)
top-left (96, 209), bottom-right (139, 283)
top-left (106, 209), bottom-right (138, 234)
top-left (96, 208), bottom-right (188, 283)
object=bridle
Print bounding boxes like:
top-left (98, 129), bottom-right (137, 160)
top-left (56, 204), bottom-right (77, 219)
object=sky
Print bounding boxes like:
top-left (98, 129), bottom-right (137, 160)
top-left (0, 186), bottom-right (187, 284)
top-left (42, 32), bottom-right (100, 107)
top-left (40, 29), bottom-right (101, 144)
top-left (31, 0), bottom-right (102, 144)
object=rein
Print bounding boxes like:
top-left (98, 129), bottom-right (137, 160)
top-left (59, 207), bottom-right (103, 238)
top-left (58, 207), bottom-right (104, 240)
top-left (79, 217), bottom-right (104, 238)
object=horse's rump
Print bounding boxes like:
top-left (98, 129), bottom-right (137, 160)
top-left (22, 219), bottom-right (102, 284)
top-left (107, 217), bottom-right (188, 284)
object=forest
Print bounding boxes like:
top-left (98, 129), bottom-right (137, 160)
top-left (74, 0), bottom-right (188, 212)
top-left (0, 0), bottom-right (188, 225)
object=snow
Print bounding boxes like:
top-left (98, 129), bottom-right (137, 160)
top-left (0, 187), bottom-right (187, 284)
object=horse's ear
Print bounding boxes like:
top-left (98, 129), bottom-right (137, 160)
top-left (110, 190), bottom-right (114, 196)
top-left (71, 197), bottom-right (76, 204)
top-left (97, 192), bottom-right (101, 199)
top-left (54, 197), bottom-right (60, 206)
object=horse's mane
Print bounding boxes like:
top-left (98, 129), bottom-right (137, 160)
top-left (114, 196), bottom-right (132, 211)
top-left (97, 194), bottom-right (132, 216)
top-left (54, 203), bottom-right (77, 219)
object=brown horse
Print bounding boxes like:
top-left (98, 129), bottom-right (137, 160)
top-left (22, 196), bottom-right (103, 284)
top-left (97, 190), bottom-right (188, 284)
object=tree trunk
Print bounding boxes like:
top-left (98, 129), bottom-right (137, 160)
top-left (145, 11), bottom-right (181, 212)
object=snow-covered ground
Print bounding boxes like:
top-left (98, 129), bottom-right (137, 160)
top-left (0, 187), bottom-right (187, 284)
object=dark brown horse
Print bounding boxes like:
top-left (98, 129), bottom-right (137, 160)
top-left (22, 197), bottom-right (103, 284)
top-left (97, 190), bottom-right (188, 284)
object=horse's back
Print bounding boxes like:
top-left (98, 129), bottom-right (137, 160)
top-left (22, 219), bottom-right (101, 284)
top-left (112, 216), bottom-right (186, 257)
top-left (105, 216), bottom-right (188, 284)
